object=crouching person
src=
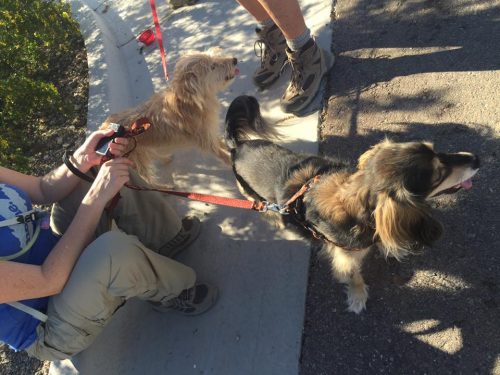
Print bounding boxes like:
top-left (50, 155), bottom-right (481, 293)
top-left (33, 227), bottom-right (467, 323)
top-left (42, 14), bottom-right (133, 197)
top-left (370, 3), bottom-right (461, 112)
top-left (0, 130), bottom-right (217, 361)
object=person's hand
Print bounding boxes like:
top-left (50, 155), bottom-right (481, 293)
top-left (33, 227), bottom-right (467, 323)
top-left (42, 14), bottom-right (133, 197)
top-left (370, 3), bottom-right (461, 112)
top-left (82, 157), bottom-right (133, 206)
top-left (71, 129), bottom-right (130, 172)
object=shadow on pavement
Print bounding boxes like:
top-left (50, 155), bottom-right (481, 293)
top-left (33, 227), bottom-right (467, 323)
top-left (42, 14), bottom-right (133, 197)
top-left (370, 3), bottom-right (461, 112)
top-left (301, 0), bottom-right (499, 373)
top-left (330, 0), bottom-right (500, 97)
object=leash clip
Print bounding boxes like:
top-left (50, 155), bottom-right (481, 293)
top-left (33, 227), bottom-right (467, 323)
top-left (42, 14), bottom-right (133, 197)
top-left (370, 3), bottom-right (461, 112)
top-left (260, 202), bottom-right (290, 215)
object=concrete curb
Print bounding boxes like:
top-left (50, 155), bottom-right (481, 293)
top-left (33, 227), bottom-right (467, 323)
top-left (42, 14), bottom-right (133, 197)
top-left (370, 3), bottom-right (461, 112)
top-left (68, 0), bottom-right (137, 131)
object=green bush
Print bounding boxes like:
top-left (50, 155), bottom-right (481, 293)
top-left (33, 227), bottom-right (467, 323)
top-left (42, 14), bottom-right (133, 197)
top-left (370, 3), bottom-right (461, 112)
top-left (0, 0), bottom-right (80, 171)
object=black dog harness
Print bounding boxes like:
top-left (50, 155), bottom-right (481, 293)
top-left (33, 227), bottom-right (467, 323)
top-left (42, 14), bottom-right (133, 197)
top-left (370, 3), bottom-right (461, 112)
top-left (281, 175), bottom-right (367, 251)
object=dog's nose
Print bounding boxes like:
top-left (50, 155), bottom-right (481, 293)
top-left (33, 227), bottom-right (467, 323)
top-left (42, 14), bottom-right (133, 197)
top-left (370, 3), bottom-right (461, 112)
top-left (232, 57), bottom-right (238, 65)
top-left (472, 155), bottom-right (480, 169)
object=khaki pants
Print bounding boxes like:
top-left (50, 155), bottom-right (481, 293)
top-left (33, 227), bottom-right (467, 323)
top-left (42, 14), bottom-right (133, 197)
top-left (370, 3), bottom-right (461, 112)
top-left (26, 171), bottom-right (196, 360)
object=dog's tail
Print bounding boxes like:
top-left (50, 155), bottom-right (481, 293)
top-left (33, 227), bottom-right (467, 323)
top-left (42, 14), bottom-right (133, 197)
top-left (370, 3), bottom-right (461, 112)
top-left (224, 95), bottom-right (280, 149)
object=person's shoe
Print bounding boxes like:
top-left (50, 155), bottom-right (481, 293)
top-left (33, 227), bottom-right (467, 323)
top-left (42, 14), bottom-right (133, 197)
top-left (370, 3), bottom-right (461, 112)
top-left (253, 24), bottom-right (288, 89)
top-left (159, 216), bottom-right (201, 257)
top-left (151, 283), bottom-right (219, 316)
top-left (280, 39), bottom-right (335, 114)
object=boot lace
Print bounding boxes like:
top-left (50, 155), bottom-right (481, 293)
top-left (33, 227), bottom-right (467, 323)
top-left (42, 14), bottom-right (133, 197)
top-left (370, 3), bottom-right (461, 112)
top-left (283, 55), bottom-right (304, 95)
top-left (167, 288), bottom-right (194, 310)
top-left (254, 30), bottom-right (279, 68)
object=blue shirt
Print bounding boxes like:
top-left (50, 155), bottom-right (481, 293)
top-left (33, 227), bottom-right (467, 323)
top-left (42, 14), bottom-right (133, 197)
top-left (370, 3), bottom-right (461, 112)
top-left (0, 223), bottom-right (60, 350)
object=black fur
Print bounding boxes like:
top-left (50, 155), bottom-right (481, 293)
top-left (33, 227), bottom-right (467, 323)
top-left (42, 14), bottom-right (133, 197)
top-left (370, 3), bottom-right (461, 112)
top-left (225, 96), bottom-right (369, 249)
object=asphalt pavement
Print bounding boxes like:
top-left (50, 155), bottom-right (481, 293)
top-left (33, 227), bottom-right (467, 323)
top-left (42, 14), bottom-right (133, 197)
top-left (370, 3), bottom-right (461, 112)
top-left (301, 1), bottom-right (500, 374)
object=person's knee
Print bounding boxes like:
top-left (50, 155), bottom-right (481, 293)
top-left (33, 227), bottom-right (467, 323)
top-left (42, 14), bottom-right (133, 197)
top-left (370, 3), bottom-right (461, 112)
top-left (57, 231), bottom-right (147, 309)
top-left (79, 231), bottom-right (144, 273)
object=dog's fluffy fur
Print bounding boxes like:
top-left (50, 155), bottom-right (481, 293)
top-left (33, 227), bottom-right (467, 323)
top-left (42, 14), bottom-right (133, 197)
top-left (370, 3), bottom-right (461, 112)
top-left (100, 48), bottom-right (239, 183)
top-left (225, 95), bottom-right (480, 313)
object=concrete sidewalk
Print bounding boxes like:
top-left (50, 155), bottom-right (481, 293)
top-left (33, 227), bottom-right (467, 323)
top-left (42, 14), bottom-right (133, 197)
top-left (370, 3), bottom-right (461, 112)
top-left (51, 1), bottom-right (333, 374)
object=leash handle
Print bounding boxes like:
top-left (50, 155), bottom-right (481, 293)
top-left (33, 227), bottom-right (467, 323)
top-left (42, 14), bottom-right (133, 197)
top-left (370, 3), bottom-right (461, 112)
top-left (98, 119), bottom-right (151, 210)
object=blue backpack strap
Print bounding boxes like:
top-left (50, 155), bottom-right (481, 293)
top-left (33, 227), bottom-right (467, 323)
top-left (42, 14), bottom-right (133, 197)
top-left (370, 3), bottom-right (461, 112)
top-left (0, 209), bottom-right (40, 228)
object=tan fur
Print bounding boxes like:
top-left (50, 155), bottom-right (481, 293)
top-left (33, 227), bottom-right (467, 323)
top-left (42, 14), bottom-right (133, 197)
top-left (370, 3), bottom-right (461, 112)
top-left (374, 192), bottom-right (424, 260)
top-left (357, 141), bottom-right (386, 170)
top-left (290, 141), bottom-right (473, 313)
top-left (309, 173), bottom-right (354, 220)
top-left (322, 245), bottom-right (371, 314)
top-left (100, 48), bottom-right (238, 184)
top-left (226, 94), bottom-right (479, 314)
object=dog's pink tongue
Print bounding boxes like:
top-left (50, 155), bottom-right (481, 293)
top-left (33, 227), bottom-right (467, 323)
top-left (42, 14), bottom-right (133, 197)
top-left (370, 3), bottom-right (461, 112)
top-left (461, 179), bottom-right (473, 190)
top-left (235, 68), bottom-right (240, 75)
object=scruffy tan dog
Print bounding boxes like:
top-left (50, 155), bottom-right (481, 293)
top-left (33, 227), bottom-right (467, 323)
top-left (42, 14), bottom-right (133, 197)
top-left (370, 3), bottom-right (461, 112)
top-left (100, 48), bottom-right (239, 183)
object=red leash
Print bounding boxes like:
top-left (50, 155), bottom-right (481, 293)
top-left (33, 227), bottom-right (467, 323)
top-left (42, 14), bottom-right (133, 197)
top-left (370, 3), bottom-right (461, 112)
top-left (88, 118), bottom-right (291, 214)
top-left (125, 183), bottom-right (268, 212)
top-left (124, 176), bottom-right (323, 214)
top-left (98, 117), bottom-right (267, 212)
top-left (149, 0), bottom-right (169, 80)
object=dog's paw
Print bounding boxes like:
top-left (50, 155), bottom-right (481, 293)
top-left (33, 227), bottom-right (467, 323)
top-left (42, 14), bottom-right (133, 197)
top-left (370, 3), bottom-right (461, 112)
top-left (345, 284), bottom-right (369, 314)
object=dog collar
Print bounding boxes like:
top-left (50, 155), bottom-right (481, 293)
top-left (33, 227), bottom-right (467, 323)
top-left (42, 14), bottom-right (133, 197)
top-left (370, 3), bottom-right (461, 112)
top-left (284, 175), bottom-right (366, 251)
top-left (284, 175), bottom-right (321, 208)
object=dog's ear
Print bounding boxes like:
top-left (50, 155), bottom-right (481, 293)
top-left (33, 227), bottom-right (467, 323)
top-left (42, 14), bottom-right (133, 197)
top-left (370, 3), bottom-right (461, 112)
top-left (358, 139), bottom-right (392, 170)
top-left (374, 192), bottom-right (443, 259)
top-left (174, 71), bottom-right (204, 108)
top-left (182, 71), bottom-right (200, 94)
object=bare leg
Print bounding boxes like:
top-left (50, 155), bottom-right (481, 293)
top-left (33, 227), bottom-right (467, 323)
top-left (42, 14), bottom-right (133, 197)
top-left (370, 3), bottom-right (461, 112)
top-left (235, 0), bottom-right (269, 22)
top-left (236, 0), bottom-right (307, 39)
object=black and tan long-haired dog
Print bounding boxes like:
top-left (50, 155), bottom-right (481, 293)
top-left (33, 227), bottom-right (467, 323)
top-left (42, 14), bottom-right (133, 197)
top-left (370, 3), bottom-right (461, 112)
top-left (225, 95), bottom-right (480, 313)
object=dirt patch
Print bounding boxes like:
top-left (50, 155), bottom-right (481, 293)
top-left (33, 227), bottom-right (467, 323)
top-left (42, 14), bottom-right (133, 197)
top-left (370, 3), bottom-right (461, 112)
top-left (28, 37), bottom-right (89, 178)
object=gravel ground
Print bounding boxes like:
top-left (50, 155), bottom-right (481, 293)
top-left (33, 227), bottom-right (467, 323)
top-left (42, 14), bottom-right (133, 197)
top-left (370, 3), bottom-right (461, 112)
top-left (0, 11), bottom-right (88, 375)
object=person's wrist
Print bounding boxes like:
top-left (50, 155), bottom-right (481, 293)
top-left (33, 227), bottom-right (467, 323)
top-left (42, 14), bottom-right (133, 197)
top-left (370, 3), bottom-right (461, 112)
top-left (81, 186), bottom-right (108, 208)
top-left (72, 150), bottom-right (92, 173)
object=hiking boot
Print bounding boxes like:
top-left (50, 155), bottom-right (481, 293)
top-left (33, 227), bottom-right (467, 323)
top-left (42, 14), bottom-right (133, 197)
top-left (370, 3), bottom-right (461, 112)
top-left (159, 216), bottom-right (201, 257)
top-left (151, 283), bottom-right (219, 316)
top-left (280, 39), bottom-right (335, 114)
top-left (253, 24), bottom-right (288, 89)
